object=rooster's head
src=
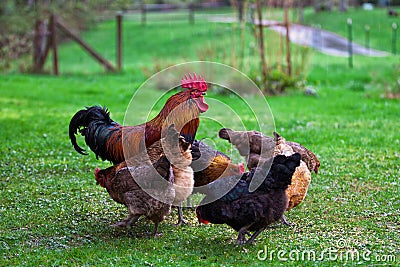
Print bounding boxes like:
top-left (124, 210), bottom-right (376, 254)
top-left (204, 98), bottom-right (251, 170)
top-left (181, 73), bottom-right (208, 113)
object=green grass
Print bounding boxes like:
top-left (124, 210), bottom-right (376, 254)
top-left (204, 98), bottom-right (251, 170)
top-left (1, 7), bottom-right (400, 267)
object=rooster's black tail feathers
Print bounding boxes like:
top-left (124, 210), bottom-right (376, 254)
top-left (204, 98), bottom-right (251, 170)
top-left (69, 106), bottom-right (119, 159)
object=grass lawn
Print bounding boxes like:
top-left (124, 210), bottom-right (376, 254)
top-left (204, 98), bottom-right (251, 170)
top-left (1, 7), bottom-right (399, 267)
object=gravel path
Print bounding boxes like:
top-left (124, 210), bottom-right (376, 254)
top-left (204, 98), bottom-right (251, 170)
top-left (211, 17), bottom-right (390, 57)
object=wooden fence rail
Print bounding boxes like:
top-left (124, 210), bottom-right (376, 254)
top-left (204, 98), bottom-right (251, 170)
top-left (33, 13), bottom-right (119, 75)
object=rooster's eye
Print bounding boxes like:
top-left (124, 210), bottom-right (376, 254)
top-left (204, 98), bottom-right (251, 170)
top-left (191, 90), bottom-right (199, 95)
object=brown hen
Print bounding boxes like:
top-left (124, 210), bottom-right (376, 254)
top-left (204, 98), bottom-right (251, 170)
top-left (95, 125), bottom-right (193, 235)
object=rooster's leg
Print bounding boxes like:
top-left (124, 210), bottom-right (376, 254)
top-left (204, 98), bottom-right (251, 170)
top-left (175, 205), bottom-right (187, 226)
top-left (235, 223), bottom-right (254, 246)
top-left (281, 215), bottom-right (291, 226)
top-left (246, 226), bottom-right (267, 245)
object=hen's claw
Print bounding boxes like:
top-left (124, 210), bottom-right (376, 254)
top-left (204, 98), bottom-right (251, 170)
top-left (281, 215), bottom-right (292, 226)
top-left (111, 221), bottom-right (126, 228)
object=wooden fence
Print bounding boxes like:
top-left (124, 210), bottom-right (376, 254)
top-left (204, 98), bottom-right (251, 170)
top-left (33, 14), bottom-right (120, 75)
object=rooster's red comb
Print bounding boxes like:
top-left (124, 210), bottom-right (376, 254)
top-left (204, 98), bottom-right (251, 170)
top-left (181, 73), bottom-right (208, 92)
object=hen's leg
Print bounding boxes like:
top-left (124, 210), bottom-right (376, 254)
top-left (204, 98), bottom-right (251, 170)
top-left (175, 205), bottom-right (187, 226)
top-left (152, 222), bottom-right (162, 237)
top-left (281, 215), bottom-right (291, 226)
top-left (125, 214), bottom-right (141, 229)
top-left (111, 214), bottom-right (140, 229)
top-left (246, 226), bottom-right (267, 244)
top-left (235, 223), bottom-right (254, 246)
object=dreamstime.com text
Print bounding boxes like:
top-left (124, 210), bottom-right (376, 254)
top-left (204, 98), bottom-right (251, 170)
top-left (257, 240), bottom-right (397, 263)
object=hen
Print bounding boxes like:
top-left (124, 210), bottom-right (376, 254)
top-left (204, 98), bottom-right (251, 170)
top-left (191, 140), bottom-right (244, 189)
top-left (196, 153), bottom-right (301, 245)
top-left (218, 128), bottom-right (320, 224)
top-left (218, 128), bottom-right (276, 171)
top-left (69, 73), bottom-right (208, 164)
top-left (95, 125), bottom-right (193, 235)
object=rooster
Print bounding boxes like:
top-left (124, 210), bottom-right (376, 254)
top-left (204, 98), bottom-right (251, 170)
top-left (218, 128), bottom-right (320, 225)
top-left (95, 125), bottom-right (193, 236)
top-left (69, 73), bottom-right (208, 165)
top-left (196, 153), bottom-right (301, 245)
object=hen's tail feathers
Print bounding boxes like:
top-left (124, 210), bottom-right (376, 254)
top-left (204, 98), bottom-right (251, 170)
top-left (69, 106), bottom-right (120, 160)
top-left (218, 128), bottom-right (233, 142)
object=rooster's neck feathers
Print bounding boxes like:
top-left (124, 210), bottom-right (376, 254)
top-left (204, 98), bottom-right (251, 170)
top-left (145, 90), bottom-right (200, 145)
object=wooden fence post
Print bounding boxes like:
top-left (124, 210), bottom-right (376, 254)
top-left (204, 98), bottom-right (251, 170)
top-left (392, 22), bottom-right (397, 55)
top-left (188, 3), bottom-right (195, 25)
top-left (347, 18), bottom-right (353, 68)
top-left (255, 0), bottom-right (268, 90)
top-left (141, 2), bottom-right (146, 26)
top-left (116, 12), bottom-right (123, 70)
top-left (284, 0), bottom-right (292, 76)
top-left (365, 25), bottom-right (370, 55)
top-left (33, 18), bottom-right (51, 73)
top-left (50, 14), bottom-right (59, 75)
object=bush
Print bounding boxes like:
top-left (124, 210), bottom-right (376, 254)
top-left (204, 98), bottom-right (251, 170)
top-left (252, 68), bottom-right (303, 95)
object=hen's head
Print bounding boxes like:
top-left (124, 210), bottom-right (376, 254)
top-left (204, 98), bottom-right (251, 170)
top-left (94, 167), bottom-right (106, 188)
top-left (181, 73), bottom-right (208, 113)
top-left (195, 206), bottom-right (209, 225)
